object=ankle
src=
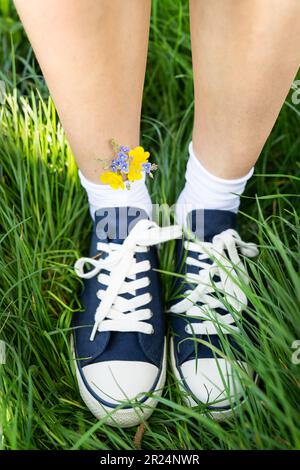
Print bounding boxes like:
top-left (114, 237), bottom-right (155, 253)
top-left (78, 170), bottom-right (153, 220)
top-left (175, 141), bottom-right (254, 226)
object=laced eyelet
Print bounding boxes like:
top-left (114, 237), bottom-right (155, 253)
top-left (184, 325), bottom-right (190, 334)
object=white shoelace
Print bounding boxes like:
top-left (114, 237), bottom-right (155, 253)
top-left (170, 229), bottom-right (259, 336)
top-left (75, 219), bottom-right (182, 341)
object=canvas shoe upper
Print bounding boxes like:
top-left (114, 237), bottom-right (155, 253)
top-left (170, 209), bottom-right (259, 418)
top-left (72, 206), bottom-right (181, 427)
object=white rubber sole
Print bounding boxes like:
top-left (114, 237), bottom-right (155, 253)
top-left (170, 338), bottom-right (255, 421)
top-left (72, 338), bottom-right (167, 428)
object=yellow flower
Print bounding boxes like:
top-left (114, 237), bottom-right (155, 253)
top-left (127, 146), bottom-right (150, 182)
top-left (127, 163), bottom-right (143, 182)
top-left (100, 171), bottom-right (125, 190)
top-left (128, 146), bottom-right (150, 164)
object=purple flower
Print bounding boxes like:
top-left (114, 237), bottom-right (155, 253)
top-left (117, 152), bottom-right (128, 163)
top-left (120, 161), bottom-right (129, 173)
top-left (111, 159), bottom-right (118, 172)
top-left (142, 162), bottom-right (151, 174)
top-left (111, 152), bottom-right (129, 173)
top-left (120, 146), bottom-right (130, 153)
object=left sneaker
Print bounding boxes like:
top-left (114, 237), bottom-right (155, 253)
top-left (72, 207), bottom-right (181, 427)
top-left (169, 209), bottom-right (259, 420)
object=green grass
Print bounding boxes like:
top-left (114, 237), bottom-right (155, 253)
top-left (1, 0), bottom-right (300, 450)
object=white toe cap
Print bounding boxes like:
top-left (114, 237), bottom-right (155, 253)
top-left (181, 358), bottom-right (251, 408)
top-left (82, 361), bottom-right (159, 405)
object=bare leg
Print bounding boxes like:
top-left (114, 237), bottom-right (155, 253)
top-left (171, 0), bottom-right (300, 414)
top-left (14, 0), bottom-right (151, 182)
top-left (190, 0), bottom-right (300, 178)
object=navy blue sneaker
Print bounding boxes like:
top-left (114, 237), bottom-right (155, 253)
top-left (170, 209), bottom-right (259, 420)
top-left (72, 207), bottom-right (181, 427)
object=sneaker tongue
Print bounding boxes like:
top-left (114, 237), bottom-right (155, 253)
top-left (94, 206), bottom-right (149, 243)
top-left (83, 206), bottom-right (151, 364)
top-left (186, 209), bottom-right (237, 242)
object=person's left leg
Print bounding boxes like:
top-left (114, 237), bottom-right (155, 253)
top-left (172, 0), bottom-right (300, 417)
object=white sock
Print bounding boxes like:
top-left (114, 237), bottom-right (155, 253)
top-left (78, 170), bottom-right (153, 220)
top-left (176, 142), bottom-right (254, 226)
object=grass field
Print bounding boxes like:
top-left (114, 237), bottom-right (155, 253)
top-left (0, 0), bottom-right (300, 450)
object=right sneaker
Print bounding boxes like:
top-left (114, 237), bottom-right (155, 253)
top-left (72, 206), bottom-right (181, 427)
top-left (169, 209), bottom-right (259, 420)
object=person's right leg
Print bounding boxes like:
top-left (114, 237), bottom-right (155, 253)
top-left (14, 0), bottom-right (152, 218)
top-left (14, 0), bottom-right (175, 427)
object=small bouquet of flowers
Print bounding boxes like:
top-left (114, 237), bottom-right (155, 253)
top-left (100, 139), bottom-right (158, 190)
